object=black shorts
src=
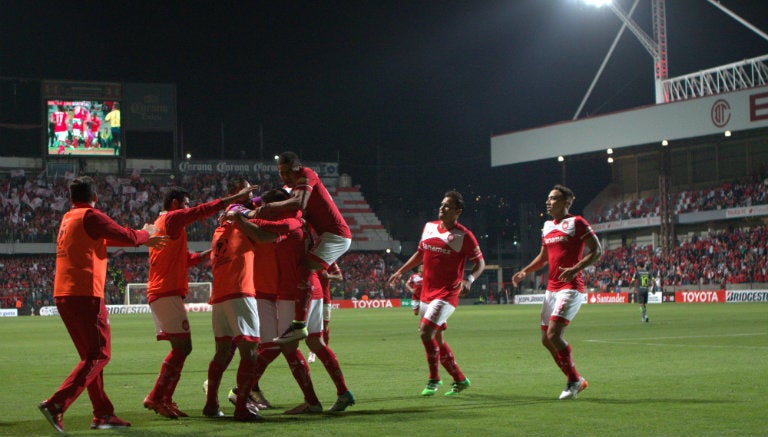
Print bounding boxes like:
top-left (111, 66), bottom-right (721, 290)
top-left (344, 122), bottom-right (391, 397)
top-left (636, 288), bottom-right (649, 304)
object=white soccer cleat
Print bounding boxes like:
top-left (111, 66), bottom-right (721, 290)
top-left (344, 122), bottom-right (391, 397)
top-left (307, 352), bottom-right (316, 363)
top-left (558, 377), bottom-right (588, 400)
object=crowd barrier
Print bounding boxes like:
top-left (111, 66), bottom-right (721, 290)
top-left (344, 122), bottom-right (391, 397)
top-left (13, 292), bottom-right (766, 318)
top-left (513, 290), bottom-right (768, 304)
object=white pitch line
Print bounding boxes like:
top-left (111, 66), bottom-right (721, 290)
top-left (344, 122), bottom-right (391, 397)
top-left (584, 340), bottom-right (768, 349)
top-left (588, 333), bottom-right (767, 341)
top-left (585, 333), bottom-right (768, 349)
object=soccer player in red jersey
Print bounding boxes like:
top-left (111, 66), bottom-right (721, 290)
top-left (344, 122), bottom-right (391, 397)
top-left (71, 105), bottom-right (88, 148)
top-left (232, 188), bottom-right (327, 414)
top-left (388, 190), bottom-right (485, 397)
top-left (38, 176), bottom-right (165, 433)
top-left (203, 177), bottom-right (297, 421)
top-left (405, 265), bottom-right (424, 316)
top-left (308, 261), bottom-right (342, 363)
top-left (51, 105), bottom-right (69, 148)
top-left (247, 152), bottom-right (351, 343)
top-left (143, 184), bottom-right (255, 419)
top-left (512, 184), bottom-right (602, 400)
top-left (87, 112), bottom-right (101, 148)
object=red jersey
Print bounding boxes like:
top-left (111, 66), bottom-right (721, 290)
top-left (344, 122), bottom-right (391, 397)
top-left (52, 111), bottom-right (68, 133)
top-left (72, 107), bottom-right (88, 129)
top-left (418, 221), bottom-right (483, 307)
top-left (407, 272), bottom-right (423, 301)
top-left (247, 216), bottom-right (303, 296)
top-left (290, 167), bottom-right (351, 238)
top-left (88, 116), bottom-right (101, 133)
top-left (210, 222), bottom-right (256, 304)
top-left (147, 199), bottom-right (224, 302)
top-left (541, 214), bottom-right (596, 293)
top-left (253, 241), bottom-right (279, 296)
top-left (265, 216), bottom-right (320, 300)
top-left (319, 262), bottom-right (341, 304)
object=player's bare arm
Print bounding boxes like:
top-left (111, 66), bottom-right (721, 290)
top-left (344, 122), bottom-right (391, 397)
top-left (388, 251), bottom-right (423, 287)
top-left (459, 257), bottom-right (486, 297)
top-left (230, 214), bottom-right (281, 243)
top-left (557, 234), bottom-right (603, 282)
top-left (513, 246), bottom-right (548, 287)
top-left (222, 185), bottom-right (259, 205)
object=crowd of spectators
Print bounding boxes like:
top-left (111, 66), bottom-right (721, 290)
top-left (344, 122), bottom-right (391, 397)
top-left (589, 172), bottom-right (768, 223)
top-left (583, 225), bottom-right (767, 291)
top-left (0, 170), bottom-right (279, 244)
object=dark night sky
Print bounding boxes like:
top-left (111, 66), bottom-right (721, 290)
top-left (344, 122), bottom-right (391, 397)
top-left (3, 0), bottom-right (768, 225)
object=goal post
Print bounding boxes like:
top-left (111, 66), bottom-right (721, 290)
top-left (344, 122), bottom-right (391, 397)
top-left (124, 282), bottom-right (213, 305)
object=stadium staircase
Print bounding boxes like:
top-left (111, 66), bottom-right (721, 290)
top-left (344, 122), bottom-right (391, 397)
top-left (329, 185), bottom-right (401, 253)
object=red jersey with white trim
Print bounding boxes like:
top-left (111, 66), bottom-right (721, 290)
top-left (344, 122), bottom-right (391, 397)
top-left (290, 167), bottom-right (351, 238)
top-left (52, 111), bottom-right (68, 133)
top-left (72, 107), bottom-right (88, 130)
top-left (541, 214), bottom-right (595, 293)
top-left (407, 272), bottom-right (423, 301)
top-left (418, 221), bottom-right (483, 307)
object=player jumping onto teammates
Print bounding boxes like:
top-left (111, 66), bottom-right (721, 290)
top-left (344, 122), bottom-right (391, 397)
top-left (245, 151), bottom-right (351, 344)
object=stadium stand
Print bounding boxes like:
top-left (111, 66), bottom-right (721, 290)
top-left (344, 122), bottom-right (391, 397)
top-left (587, 171), bottom-right (768, 224)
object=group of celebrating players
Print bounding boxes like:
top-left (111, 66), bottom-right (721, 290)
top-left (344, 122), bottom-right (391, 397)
top-left (38, 148), bottom-right (602, 433)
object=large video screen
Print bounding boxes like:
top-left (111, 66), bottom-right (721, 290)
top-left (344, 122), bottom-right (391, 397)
top-left (46, 100), bottom-right (121, 157)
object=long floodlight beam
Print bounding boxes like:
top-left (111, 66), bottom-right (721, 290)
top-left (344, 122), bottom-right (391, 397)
top-left (706, 0), bottom-right (768, 44)
top-left (606, 1), bottom-right (658, 58)
top-left (574, 0), bottom-right (641, 120)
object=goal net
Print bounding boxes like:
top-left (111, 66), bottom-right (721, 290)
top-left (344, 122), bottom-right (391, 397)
top-left (124, 282), bottom-right (213, 305)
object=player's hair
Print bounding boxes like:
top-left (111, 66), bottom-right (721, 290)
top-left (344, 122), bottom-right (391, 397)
top-left (261, 188), bottom-right (291, 204)
top-left (277, 151), bottom-right (301, 171)
top-left (227, 176), bottom-right (249, 195)
top-left (444, 190), bottom-right (464, 210)
top-left (69, 176), bottom-right (96, 203)
top-left (163, 186), bottom-right (191, 210)
top-left (553, 184), bottom-right (575, 203)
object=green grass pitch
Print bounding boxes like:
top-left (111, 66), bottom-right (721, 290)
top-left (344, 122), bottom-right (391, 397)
top-left (1, 302), bottom-right (766, 436)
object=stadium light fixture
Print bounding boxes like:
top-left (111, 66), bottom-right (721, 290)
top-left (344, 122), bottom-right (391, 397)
top-left (575, 0), bottom-right (668, 113)
top-left (557, 155), bottom-right (565, 162)
top-left (584, 0), bottom-right (613, 6)
top-left (607, 148), bottom-right (614, 154)
top-left (661, 139), bottom-right (669, 146)
top-left (607, 156), bottom-right (614, 163)
top-left (185, 153), bottom-right (192, 159)
top-left (724, 130), bottom-right (732, 137)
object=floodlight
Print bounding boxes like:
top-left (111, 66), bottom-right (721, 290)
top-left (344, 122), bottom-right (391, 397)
top-left (724, 130), bottom-right (732, 137)
top-left (583, 0), bottom-right (612, 7)
top-left (558, 155), bottom-right (565, 162)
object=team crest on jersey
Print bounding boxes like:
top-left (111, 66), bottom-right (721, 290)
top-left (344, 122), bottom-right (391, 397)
top-left (447, 233), bottom-right (455, 242)
top-left (561, 221), bottom-right (571, 231)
